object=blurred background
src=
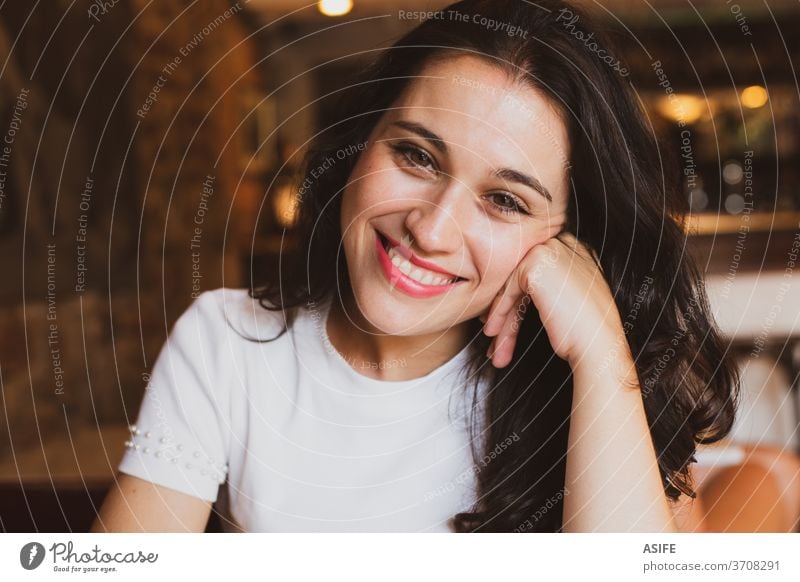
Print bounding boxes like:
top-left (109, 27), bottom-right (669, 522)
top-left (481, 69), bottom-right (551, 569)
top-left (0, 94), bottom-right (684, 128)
top-left (1, 0), bottom-right (799, 532)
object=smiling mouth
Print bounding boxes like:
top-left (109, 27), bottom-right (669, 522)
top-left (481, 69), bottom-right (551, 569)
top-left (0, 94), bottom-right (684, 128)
top-left (377, 231), bottom-right (465, 287)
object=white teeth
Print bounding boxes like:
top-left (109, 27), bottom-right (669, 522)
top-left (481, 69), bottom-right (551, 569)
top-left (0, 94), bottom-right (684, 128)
top-left (386, 245), bottom-right (457, 286)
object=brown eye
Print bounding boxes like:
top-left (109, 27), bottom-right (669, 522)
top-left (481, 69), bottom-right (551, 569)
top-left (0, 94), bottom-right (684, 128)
top-left (391, 143), bottom-right (437, 173)
top-left (409, 149), bottom-right (432, 166)
top-left (486, 192), bottom-right (530, 216)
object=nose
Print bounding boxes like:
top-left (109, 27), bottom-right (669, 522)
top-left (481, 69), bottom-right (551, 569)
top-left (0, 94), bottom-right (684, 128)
top-left (403, 181), bottom-right (468, 256)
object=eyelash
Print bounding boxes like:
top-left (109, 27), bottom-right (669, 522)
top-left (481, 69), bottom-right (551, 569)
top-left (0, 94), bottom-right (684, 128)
top-left (389, 142), bottom-right (531, 216)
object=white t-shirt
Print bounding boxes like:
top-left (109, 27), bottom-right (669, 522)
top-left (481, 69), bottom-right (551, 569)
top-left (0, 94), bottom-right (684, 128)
top-left (118, 288), bottom-right (489, 532)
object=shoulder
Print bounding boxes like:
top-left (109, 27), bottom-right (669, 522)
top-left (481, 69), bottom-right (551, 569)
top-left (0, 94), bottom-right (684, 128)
top-left (159, 288), bottom-right (295, 389)
top-left (192, 287), bottom-right (294, 342)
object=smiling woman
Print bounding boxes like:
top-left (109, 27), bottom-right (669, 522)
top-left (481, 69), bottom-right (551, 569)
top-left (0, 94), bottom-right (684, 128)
top-left (95, 0), bottom-right (738, 534)
top-left (337, 53), bottom-right (568, 341)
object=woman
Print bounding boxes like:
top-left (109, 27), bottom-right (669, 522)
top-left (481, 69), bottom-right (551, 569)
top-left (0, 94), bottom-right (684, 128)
top-left (94, 0), bottom-right (738, 532)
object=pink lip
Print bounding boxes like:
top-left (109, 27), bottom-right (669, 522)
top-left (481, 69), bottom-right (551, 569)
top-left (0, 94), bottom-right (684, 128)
top-left (374, 232), bottom-right (464, 299)
top-left (380, 232), bottom-right (460, 279)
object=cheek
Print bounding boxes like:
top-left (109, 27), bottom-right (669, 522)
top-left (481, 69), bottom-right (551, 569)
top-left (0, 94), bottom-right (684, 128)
top-left (349, 146), bottom-right (425, 208)
top-left (471, 238), bottom-right (526, 292)
top-left (340, 155), bottom-right (383, 235)
top-left (469, 228), bottom-right (550, 299)
top-left (341, 170), bottom-right (386, 231)
top-left (480, 258), bottom-right (519, 297)
top-left (339, 152), bottom-right (400, 258)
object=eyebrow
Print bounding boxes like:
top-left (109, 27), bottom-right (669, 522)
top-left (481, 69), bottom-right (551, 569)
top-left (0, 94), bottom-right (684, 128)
top-left (389, 120), bottom-right (554, 203)
top-left (391, 121), bottom-right (448, 154)
top-left (495, 168), bottom-right (553, 203)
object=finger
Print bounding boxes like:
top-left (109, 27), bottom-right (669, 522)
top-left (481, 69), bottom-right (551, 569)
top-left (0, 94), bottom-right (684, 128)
top-left (554, 232), bottom-right (581, 257)
top-left (489, 296), bottom-right (528, 368)
top-left (482, 282), bottom-right (509, 336)
top-left (557, 232), bottom-right (598, 263)
top-left (556, 230), bottom-right (577, 243)
top-left (483, 276), bottom-right (525, 338)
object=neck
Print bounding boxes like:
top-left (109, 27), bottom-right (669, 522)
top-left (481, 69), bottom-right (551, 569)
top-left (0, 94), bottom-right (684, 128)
top-left (325, 293), bottom-right (470, 381)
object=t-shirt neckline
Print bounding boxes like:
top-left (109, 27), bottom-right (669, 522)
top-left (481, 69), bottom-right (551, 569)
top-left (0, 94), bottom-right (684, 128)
top-left (302, 297), bottom-right (473, 392)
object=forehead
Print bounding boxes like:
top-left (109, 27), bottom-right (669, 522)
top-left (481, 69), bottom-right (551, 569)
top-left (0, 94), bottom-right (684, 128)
top-left (385, 55), bottom-right (570, 172)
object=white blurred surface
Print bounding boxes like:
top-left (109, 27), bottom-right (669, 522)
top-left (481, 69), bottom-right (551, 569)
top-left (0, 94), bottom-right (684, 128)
top-left (705, 272), bottom-right (800, 340)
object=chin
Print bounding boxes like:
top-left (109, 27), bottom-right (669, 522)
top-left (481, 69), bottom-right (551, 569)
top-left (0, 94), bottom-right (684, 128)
top-left (351, 282), bottom-right (465, 336)
top-left (351, 287), bottom-right (431, 335)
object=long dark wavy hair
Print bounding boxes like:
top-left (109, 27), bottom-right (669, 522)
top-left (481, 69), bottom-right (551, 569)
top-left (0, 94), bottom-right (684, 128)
top-left (246, 0), bottom-right (738, 532)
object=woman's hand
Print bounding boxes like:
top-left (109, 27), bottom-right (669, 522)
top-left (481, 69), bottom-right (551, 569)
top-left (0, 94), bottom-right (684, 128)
top-left (481, 232), bottom-right (626, 370)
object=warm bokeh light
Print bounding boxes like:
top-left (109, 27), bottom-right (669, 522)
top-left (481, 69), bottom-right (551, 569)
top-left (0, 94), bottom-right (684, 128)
top-left (318, 0), bottom-right (353, 17)
top-left (741, 85), bottom-right (768, 109)
top-left (656, 93), bottom-right (706, 124)
top-left (273, 179), bottom-right (300, 228)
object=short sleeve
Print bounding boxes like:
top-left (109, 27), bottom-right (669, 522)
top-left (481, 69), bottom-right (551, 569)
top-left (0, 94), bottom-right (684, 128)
top-left (117, 291), bottom-right (231, 502)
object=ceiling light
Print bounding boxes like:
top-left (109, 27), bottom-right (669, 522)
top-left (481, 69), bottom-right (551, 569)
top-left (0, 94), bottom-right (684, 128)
top-left (741, 85), bottom-right (768, 109)
top-left (656, 94), bottom-right (705, 124)
top-left (318, 0), bottom-right (353, 17)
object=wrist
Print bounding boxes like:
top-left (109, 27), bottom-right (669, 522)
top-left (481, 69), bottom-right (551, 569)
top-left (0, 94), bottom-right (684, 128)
top-left (568, 325), bottom-right (636, 381)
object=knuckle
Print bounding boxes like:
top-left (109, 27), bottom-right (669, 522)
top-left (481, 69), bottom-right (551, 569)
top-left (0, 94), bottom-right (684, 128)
top-left (529, 244), bottom-right (554, 266)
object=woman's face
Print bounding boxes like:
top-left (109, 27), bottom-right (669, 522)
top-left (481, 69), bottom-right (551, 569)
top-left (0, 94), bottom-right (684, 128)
top-left (339, 55), bottom-right (571, 336)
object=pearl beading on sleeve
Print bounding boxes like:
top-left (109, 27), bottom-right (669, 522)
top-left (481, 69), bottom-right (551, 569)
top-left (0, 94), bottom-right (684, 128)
top-left (124, 424), bottom-right (228, 484)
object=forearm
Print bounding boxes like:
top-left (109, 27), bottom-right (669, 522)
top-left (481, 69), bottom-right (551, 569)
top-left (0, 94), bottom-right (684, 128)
top-left (561, 342), bottom-right (677, 532)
